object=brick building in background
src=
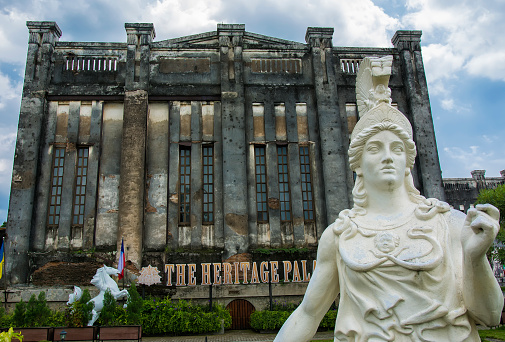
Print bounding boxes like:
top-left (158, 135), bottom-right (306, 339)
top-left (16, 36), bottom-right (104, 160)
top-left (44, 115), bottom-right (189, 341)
top-left (6, 22), bottom-right (445, 316)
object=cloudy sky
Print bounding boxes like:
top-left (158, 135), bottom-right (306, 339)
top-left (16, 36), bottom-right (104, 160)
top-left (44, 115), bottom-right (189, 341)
top-left (0, 0), bottom-right (504, 222)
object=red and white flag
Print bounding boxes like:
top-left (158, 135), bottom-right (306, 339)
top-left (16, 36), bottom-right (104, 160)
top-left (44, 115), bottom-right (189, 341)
top-left (118, 238), bottom-right (125, 280)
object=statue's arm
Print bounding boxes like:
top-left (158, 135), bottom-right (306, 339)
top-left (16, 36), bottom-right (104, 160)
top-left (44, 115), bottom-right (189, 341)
top-left (274, 226), bottom-right (340, 342)
top-left (453, 205), bottom-right (504, 326)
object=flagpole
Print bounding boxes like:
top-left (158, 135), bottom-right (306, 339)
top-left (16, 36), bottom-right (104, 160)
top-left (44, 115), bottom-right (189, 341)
top-left (2, 237), bottom-right (6, 311)
top-left (123, 244), bottom-right (126, 290)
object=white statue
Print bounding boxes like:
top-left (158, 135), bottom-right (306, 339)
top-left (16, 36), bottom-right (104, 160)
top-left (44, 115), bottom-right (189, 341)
top-left (67, 265), bottom-right (129, 326)
top-left (274, 56), bottom-right (503, 342)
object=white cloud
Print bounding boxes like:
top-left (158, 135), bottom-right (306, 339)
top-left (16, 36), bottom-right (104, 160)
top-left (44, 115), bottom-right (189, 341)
top-left (141, 0), bottom-right (221, 39)
top-left (0, 7), bottom-right (31, 65)
top-left (442, 145), bottom-right (505, 177)
top-left (0, 131), bottom-right (16, 198)
top-left (402, 0), bottom-right (505, 81)
top-left (0, 71), bottom-right (22, 111)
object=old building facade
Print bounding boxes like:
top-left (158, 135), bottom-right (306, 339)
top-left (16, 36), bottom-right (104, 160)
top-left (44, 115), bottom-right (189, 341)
top-left (444, 169), bottom-right (505, 212)
top-left (6, 21), bottom-right (445, 308)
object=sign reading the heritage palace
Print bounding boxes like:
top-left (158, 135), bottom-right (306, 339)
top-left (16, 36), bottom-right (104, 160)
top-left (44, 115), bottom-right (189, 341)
top-left (159, 260), bottom-right (316, 286)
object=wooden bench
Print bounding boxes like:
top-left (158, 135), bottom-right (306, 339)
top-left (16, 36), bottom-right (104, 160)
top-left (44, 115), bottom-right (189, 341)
top-left (54, 327), bottom-right (98, 341)
top-left (97, 325), bottom-right (141, 342)
top-left (12, 327), bottom-right (53, 342)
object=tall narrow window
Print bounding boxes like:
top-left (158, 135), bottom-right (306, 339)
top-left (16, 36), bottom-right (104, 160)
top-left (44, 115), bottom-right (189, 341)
top-left (72, 147), bottom-right (89, 226)
top-left (277, 145), bottom-right (291, 221)
top-left (48, 146), bottom-right (65, 226)
top-left (202, 145), bottom-right (214, 224)
top-left (179, 146), bottom-right (191, 225)
top-left (299, 146), bottom-right (314, 221)
top-left (255, 146), bottom-right (268, 222)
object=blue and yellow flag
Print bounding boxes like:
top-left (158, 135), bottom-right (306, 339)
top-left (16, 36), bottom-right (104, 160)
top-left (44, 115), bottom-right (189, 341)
top-left (0, 240), bottom-right (4, 280)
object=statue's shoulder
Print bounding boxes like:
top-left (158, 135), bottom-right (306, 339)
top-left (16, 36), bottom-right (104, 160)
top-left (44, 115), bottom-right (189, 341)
top-left (445, 206), bottom-right (467, 229)
top-left (417, 198), bottom-right (466, 232)
top-left (330, 208), bottom-right (359, 236)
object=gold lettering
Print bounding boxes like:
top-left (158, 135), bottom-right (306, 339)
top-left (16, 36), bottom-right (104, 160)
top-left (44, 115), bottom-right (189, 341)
top-left (213, 263), bottom-right (222, 285)
top-left (188, 264), bottom-right (197, 286)
top-left (223, 263), bottom-right (233, 285)
top-left (176, 264), bottom-right (186, 286)
top-left (250, 262), bottom-right (260, 284)
top-left (165, 264), bottom-right (175, 286)
top-left (283, 261), bottom-right (292, 282)
top-left (240, 262), bottom-right (250, 284)
top-left (201, 263), bottom-right (212, 285)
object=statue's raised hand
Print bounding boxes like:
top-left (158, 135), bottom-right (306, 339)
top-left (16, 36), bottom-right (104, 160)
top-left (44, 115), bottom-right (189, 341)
top-left (461, 204), bottom-right (500, 260)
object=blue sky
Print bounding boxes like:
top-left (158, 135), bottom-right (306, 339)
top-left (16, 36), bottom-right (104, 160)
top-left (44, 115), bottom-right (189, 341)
top-left (0, 0), bottom-right (504, 222)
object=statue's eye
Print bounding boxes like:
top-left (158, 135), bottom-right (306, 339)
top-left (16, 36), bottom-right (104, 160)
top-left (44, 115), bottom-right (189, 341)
top-left (392, 145), bottom-right (404, 153)
top-left (366, 145), bottom-right (379, 153)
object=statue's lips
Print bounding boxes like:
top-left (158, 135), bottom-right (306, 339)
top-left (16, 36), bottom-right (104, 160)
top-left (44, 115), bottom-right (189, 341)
top-left (380, 166), bottom-right (396, 172)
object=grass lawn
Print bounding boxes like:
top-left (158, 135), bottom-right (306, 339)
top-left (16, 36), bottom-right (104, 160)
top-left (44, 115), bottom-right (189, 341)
top-left (310, 326), bottom-right (505, 342)
top-left (480, 325), bottom-right (505, 341)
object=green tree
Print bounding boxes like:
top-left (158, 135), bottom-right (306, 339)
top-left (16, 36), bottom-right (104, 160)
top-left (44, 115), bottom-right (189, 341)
top-left (98, 289), bottom-right (118, 326)
top-left (25, 292), bottom-right (51, 327)
top-left (12, 299), bottom-right (26, 327)
top-left (476, 184), bottom-right (505, 264)
top-left (65, 289), bottom-right (94, 327)
top-left (125, 283), bottom-right (142, 325)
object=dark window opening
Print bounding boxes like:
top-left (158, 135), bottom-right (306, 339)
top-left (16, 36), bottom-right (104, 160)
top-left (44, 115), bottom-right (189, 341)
top-left (254, 145), bottom-right (268, 223)
top-left (202, 145), bottom-right (214, 224)
top-left (299, 146), bottom-right (314, 221)
top-left (179, 146), bottom-right (191, 225)
top-left (277, 145), bottom-right (292, 222)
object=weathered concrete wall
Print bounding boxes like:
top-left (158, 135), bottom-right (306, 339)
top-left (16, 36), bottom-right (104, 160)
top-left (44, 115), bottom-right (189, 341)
top-left (219, 24), bottom-right (250, 259)
top-left (145, 102), bottom-right (169, 250)
top-left (118, 90), bottom-right (148, 268)
top-left (6, 21), bottom-right (62, 284)
top-left (95, 103), bottom-right (123, 248)
top-left (444, 170), bottom-right (505, 212)
top-left (392, 31), bottom-right (445, 200)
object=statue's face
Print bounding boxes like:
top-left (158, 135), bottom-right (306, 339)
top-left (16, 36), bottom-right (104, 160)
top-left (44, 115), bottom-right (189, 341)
top-left (358, 130), bottom-right (407, 191)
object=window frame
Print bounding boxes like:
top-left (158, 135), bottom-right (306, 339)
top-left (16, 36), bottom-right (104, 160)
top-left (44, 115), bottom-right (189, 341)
top-left (254, 145), bottom-right (269, 223)
top-left (48, 145), bottom-right (66, 227)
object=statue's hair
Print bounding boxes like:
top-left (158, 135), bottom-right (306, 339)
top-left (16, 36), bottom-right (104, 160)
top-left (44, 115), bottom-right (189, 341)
top-left (348, 122), bottom-right (425, 210)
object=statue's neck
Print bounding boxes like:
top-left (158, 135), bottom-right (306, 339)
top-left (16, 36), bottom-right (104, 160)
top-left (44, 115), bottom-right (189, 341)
top-left (364, 185), bottom-right (416, 219)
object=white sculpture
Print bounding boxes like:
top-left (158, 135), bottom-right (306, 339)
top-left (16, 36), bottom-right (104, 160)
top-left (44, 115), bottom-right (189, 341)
top-left (274, 56), bottom-right (503, 341)
top-left (67, 265), bottom-right (129, 326)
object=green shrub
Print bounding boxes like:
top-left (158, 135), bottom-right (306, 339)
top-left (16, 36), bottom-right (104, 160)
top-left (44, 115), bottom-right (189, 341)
top-left (25, 292), bottom-right (51, 327)
top-left (212, 303), bottom-right (232, 330)
top-left (140, 298), bottom-right (230, 335)
top-left (250, 307), bottom-right (338, 331)
top-left (12, 299), bottom-right (26, 327)
top-left (0, 303), bottom-right (12, 329)
top-left (125, 283), bottom-right (142, 325)
top-left (0, 327), bottom-right (23, 341)
top-left (250, 310), bottom-right (292, 330)
top-left (47, 310), bottom-right (66, 327)
top-left (270, 300), bottom-right (299, 312)
top-left (65, 289), bottom-right (94, 327)
top-left (97, 290), bottom-right (116, 326)
top-left (320, 309), bottom-right (338, 329)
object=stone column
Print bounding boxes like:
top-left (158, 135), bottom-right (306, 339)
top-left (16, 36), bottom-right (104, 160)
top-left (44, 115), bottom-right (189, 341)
top-left (117, 23), bottom-right (155, 269)
top-left (305, 27), bottom-right (351, 225)
top-left (471, 170), bottom-right (487, 192)
top-left (392, 31), bottom-right (445, 200)
top-left (218, 24), bottom-right (249, 259)
top-left (6, 21), bottom-right (61, 284)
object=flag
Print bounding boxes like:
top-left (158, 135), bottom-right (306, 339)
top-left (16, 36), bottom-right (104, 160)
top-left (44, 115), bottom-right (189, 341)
top-left (0, 239), bottom-right (4, 280)
top-left (118, 238), bottom-right (125, 280)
